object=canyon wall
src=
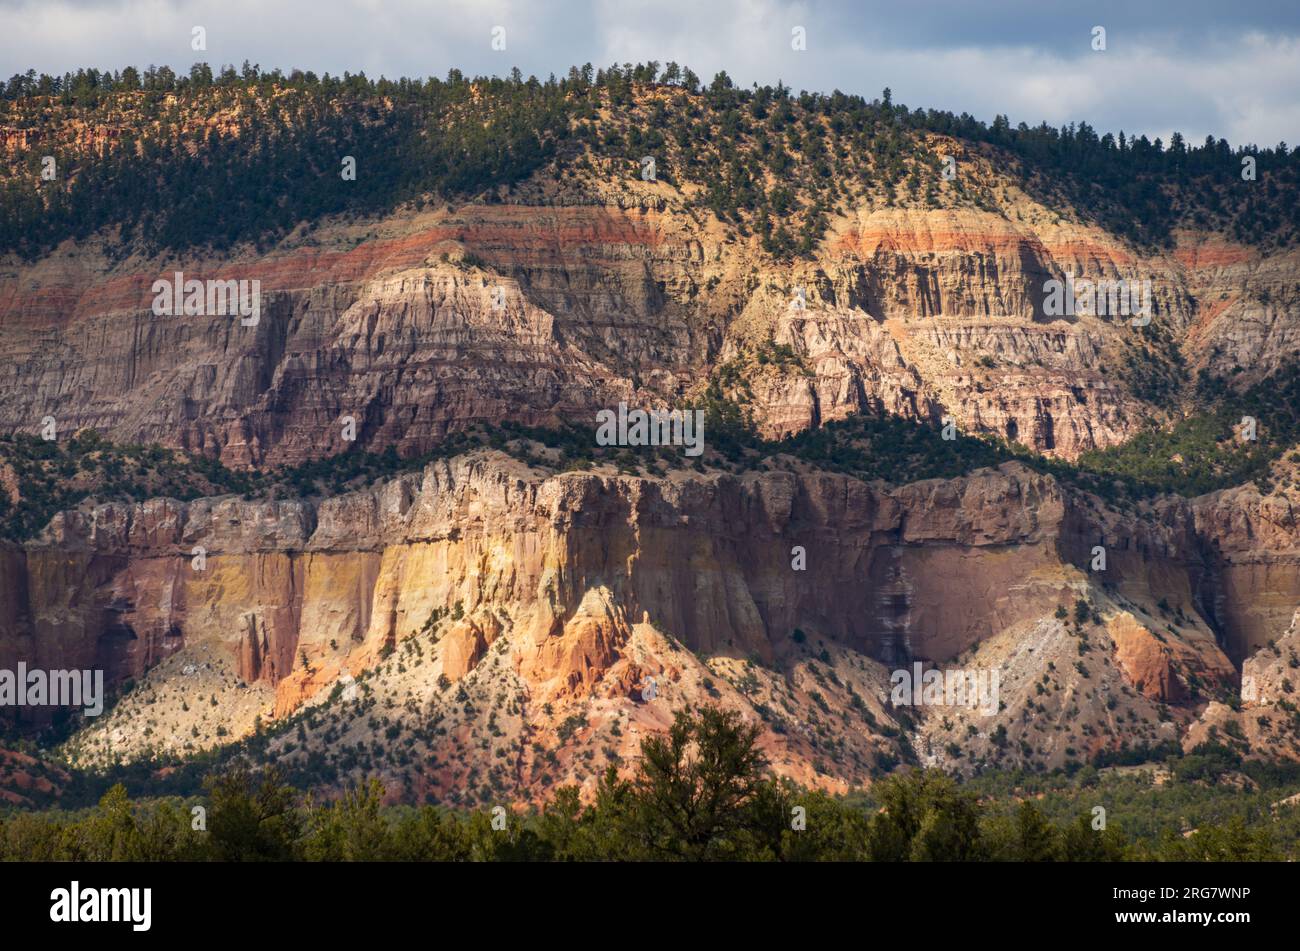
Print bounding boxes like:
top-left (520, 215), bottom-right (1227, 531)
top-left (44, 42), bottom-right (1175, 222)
top-left (0, 450), bottom-right (1292, 791)
top-left (1, 177), bottom-right (1293, 466)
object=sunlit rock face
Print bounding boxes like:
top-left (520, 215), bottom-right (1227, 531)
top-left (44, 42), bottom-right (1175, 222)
top-left (1, 448), bottom-right (1293, 799)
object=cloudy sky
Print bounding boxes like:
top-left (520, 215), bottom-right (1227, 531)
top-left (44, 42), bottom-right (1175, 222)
top-left (4, 0), bottom-right (1298, 147)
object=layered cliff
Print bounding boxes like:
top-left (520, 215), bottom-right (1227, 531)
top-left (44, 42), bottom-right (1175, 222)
top-left (0, 447), bottom-right (1288, 799)
top-left (2, 87), bottom-right (1296, 468)
top-left (3, 200), bottom-right (1291, 466)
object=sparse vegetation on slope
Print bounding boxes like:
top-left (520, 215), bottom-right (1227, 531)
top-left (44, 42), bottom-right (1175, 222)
top-left (4, 359), bottom-right (1296, 542)
top-left (4, 61), bottom-right (1298, 259)
top-left (7, 708), bottom-right (1300, 861)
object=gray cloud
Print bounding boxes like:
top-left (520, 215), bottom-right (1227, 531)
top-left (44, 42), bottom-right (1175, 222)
top-left (2, 0), bottom-right (1297, 146)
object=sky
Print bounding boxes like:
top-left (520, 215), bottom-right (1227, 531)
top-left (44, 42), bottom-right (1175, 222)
top-left (3, 0), bottom-right (1299, 148)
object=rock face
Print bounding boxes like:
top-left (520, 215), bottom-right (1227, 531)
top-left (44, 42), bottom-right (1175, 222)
top-left (2, 449), bottom-right (1294, 796)
top-left (1185, 607), bottom-right (1300, 762)
top-left (0, 455), bottom-right (1123, 694)
top-left (1188, 485), bottom-right (1300, 662)
top-left (1108, 612), bottom-right (1227, 703)
top-left (1, 159), bottom-right (1295, 466)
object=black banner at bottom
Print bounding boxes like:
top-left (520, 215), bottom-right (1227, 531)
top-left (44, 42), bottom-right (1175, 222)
top-left (1, 860), bottom-right (1286, 938)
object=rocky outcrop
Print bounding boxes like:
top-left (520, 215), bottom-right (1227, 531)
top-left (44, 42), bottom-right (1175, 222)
top-left (1185, 607), bottom-right (1300, 762)
top-left (6, 454), bottom-right (1080, 693)
top-left (1188, 485), bottom-right (1300, 661)
top-left (2, 162), bottom-right (1295, 466)
top-left (1107, 611), bottom-right (1234, 703)
top-left (0, 449), bottom-right (1292, 792)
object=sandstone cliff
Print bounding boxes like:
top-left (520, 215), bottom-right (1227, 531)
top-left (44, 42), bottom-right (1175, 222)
top-left (1, 142), bottom-right (1294, 467)
top-left (0, 449), bottom-right (1289, 799)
